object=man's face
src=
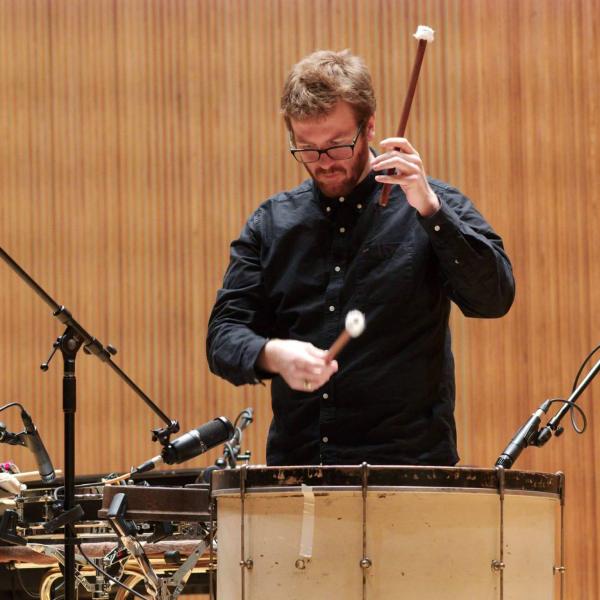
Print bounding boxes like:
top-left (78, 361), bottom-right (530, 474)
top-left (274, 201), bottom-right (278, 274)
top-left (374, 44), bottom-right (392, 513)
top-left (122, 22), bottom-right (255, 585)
top-left (290, 101), bottom-right (374, 198)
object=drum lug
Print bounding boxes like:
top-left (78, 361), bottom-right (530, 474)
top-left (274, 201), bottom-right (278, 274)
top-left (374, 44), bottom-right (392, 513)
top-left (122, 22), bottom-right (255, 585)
top-left (553, 565), bottom-right (566, 575)
top-left (240, 558), bottom-right (254, 570)
top-left (491, 560), bottom-right (505, 572)
top-left (360, 557), bottom-right (372, 569)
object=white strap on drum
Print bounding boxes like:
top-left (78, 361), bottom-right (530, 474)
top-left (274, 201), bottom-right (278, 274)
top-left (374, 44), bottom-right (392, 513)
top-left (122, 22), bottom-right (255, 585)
top-left (296, 484), bottom-right (315, 568)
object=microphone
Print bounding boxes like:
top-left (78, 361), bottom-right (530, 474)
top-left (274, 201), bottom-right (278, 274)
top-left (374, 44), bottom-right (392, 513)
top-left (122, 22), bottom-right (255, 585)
top-left (20, 410), bottom-right (56, 483)
top-left (201, 407), bottom-right (255, 482)
top-left (135, 416), bottom-right (234, 474)
top-left (495, 401), bottom-right (551, 469)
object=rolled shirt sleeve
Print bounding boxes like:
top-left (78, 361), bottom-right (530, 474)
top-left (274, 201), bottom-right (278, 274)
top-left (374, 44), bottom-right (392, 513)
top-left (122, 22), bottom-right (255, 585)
top-left (206, 208), bottom-right (273, 386)
top-left (418, 181), bottom-right (515, 318)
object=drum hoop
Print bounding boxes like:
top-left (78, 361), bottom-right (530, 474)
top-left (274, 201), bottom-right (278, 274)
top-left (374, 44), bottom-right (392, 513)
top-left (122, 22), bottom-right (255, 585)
top-left (211, 466), bottom-right (561, 495)
top-left (211, 485), bottom-right (560, 499)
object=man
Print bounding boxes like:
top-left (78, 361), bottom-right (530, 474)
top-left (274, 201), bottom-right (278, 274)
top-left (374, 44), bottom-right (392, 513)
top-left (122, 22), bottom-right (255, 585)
top-left (207, 50), bottom-right (514, 466)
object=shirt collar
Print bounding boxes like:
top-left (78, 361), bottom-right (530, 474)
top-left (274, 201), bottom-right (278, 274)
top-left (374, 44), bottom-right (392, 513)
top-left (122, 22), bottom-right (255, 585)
top-left (314, 162), bottom-right (379, 215)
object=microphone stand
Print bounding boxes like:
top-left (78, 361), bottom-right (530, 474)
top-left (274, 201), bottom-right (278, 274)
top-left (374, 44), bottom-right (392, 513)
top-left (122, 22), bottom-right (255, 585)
top-left (535, 356), bottom-right (600, 447)
top-left (222, 408), bottom-right (253, 468)
top-left (201, 408), bottom-right (253, 483)
top-left (1, 246), bottom-right (180, 600)
top-left (495, 356), bottom-right (600, 469)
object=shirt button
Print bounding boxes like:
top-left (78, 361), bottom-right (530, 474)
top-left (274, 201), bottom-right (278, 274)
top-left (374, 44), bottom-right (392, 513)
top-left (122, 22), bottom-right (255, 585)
top-left (357, 203), bottom-right (362, 209)
top-left (339, 197), bottom-right (345, 203)
top-left (339, 227), bottom-right (346, 234)
top-left (322, 393), bottom-right (329, 399)
top-left (329, 305), bottom-right (335, 312)
top-left (322, 436), bottom-right (329, 443)
top-left (454, 258), bottom-right (460, 264)
top-left (326, 206), bottom-right (331, 213)
top-left (334, 266), bottom-right (341, 272)
top-left (434, 225), bottom-right (441, 232)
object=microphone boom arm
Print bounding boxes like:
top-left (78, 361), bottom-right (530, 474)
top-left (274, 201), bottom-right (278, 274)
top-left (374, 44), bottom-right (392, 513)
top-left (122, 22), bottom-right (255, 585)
top-left (536, 356), bottom-right (600, 447)
top-left (0, 246), bottom-right (178, 441)
top-left (495, 355), bottom-right (600, 469)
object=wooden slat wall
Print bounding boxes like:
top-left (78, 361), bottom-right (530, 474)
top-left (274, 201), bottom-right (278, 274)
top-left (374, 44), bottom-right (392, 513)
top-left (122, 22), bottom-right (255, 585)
top-left (1, 0), bottom-right (598, 595)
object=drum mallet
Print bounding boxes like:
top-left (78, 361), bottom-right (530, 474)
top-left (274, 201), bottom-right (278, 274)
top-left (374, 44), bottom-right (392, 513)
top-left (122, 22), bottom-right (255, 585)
top-left (325, 310), bottom-right (366, 363)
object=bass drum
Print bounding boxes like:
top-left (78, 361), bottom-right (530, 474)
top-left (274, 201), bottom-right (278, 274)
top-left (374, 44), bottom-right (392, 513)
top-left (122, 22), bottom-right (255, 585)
top-left (211, 465), bottom-right (564, 600)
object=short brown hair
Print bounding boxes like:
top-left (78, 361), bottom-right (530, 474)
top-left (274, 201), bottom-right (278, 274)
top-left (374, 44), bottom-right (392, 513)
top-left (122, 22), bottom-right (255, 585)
top-left (281, 50), bottom-right (376, 128)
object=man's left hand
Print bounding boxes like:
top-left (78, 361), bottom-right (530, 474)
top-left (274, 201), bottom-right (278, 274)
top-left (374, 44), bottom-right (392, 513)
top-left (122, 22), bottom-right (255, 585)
top-left (372, 137), bottom-right (440, 217)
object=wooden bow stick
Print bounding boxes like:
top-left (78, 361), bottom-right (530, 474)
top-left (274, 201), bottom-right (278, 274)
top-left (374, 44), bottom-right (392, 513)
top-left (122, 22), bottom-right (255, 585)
top-left (379, 25), bottom-right (435, 207)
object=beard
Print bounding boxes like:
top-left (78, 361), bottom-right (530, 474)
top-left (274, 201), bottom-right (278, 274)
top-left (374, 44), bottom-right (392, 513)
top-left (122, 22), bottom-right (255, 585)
top-left (307, 142), bottom-right (371, 198)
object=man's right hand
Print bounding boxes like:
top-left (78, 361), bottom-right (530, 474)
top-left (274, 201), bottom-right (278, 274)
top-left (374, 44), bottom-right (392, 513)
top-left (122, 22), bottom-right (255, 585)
top-left (257, 339), bottom-right (338, 392)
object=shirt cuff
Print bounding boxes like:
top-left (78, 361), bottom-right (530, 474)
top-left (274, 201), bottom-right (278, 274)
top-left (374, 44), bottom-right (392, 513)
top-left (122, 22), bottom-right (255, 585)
top-left (246, 336), bottom-right (273, 385)
top-left (417, 196), bottom-right (462, 237)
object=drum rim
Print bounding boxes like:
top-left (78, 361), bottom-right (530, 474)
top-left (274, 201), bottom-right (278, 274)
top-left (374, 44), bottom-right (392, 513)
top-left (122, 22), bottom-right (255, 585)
top-left (211, 485), bottom-right (560, 499)
top-left (210, 465), bottom-right (562, 495)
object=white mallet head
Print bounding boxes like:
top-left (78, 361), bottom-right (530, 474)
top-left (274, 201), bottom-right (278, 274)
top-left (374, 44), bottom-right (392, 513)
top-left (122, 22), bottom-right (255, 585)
top-left (414, 25), bottom-right (435, 43)
top-left (345, 310), bottom-right (366, 338)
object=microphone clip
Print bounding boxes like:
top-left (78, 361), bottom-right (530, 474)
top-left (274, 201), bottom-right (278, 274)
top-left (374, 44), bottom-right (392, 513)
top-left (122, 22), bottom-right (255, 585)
top-left (0, 423), bottom-right (24, 447)
top-left (151, 420), bottom-right (181, 447)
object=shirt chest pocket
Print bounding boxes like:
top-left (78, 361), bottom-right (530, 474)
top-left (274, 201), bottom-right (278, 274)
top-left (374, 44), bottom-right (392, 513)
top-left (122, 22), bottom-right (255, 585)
top-left (353, 242), bottom-right (414, 306)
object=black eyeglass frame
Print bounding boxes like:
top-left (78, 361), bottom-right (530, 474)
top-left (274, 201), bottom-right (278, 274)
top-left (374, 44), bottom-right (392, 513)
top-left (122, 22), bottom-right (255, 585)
top-left (289, 123), bottom-right (364, 164)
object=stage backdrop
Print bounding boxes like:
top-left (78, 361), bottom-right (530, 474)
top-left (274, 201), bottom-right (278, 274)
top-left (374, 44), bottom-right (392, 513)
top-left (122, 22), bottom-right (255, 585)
top-left (1, 0), bottom-right (598, 596)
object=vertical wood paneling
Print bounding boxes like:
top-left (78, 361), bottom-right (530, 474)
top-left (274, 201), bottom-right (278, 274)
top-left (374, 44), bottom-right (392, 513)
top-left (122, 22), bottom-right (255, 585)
top-left (1, 1), bottom-right (598, 596)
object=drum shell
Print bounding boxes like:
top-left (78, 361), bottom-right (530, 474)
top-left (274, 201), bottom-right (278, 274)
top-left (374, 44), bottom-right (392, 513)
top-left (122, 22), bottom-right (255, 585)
top-left (212, 466), bottom-right (562, 600)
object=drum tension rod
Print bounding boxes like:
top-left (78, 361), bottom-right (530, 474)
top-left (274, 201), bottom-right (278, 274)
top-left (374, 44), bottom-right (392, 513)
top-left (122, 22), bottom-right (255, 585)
top-left (360, 462), bottom-right (372, 571)
top-left (239, 464), bottom-right (253, 600)
top-left (492, 466), bottom-right (506, 579)
top-left (553, 470), bottom-right (567, 591)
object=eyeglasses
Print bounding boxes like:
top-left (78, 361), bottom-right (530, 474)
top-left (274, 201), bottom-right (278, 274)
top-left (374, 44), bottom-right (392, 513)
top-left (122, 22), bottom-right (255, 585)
top-left (289, 123), bottom-right (364, 164)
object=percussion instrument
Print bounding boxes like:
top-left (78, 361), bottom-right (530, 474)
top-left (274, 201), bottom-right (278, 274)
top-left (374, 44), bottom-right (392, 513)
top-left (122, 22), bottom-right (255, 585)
top-left (211, 465), bottom-right (565, 600)
top-left (15, 483), bottom-right (107, 542)
top-left (0, 469), bottom-right (213, 599)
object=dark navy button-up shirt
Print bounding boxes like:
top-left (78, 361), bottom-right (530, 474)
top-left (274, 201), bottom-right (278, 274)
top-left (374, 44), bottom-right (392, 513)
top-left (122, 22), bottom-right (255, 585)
top-left (207, 171), bottom-right (514, 466)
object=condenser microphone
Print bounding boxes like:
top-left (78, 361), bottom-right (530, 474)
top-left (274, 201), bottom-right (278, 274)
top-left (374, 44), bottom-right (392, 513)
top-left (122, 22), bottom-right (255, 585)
top-left (135, 416), bottom-right (234, 474)
top-left (495, 401), bottom-right (551, 469)
top-left (20, 410), bottom-right (56, 483)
